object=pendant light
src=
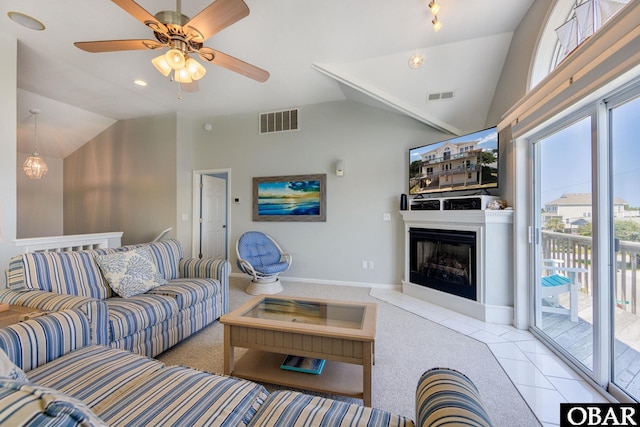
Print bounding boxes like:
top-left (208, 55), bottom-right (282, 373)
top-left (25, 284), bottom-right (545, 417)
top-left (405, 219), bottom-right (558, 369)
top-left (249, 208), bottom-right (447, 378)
top-left (22, 109), bottom-right (48, 180)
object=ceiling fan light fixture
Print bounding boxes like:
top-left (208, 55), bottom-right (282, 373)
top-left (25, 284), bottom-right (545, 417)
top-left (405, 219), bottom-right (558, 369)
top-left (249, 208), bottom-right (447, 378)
top-left (432, 16), bottom-right (443, 32)
top-left (152, 54), bottom-right (172, 76)
top-left (165, 48), bottom-right (185, 70)
top-left (186, 57), bottom-right (206, 81)
top-left (175, 68), bottom-right (193, 84)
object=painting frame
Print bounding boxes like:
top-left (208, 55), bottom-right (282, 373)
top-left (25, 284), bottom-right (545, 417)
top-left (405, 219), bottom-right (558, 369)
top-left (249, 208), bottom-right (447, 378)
top-left (253, 174), bottom-right (327, 222)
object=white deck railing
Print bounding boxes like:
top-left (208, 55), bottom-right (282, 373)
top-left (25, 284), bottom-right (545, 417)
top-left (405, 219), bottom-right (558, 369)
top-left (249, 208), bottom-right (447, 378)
top-left (14, 232), bottom-right (123, 253)
top-left (542, 230), bottom-right (640, 314)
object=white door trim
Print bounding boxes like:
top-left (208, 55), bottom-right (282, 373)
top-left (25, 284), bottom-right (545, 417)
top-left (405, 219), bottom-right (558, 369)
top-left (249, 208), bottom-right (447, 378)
top-left (192, 168), bottom-right (232, 259)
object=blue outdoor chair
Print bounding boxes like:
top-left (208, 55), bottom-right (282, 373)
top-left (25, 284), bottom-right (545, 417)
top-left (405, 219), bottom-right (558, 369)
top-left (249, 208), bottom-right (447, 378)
top-left (236, 231), bottom-right (292, 295)
top-left (539, 259), bottom-right (587, 323)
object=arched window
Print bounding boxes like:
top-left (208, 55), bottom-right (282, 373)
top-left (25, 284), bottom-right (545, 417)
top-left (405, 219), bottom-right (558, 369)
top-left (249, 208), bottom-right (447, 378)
top-left (530, 0), bottom-right (629, 89)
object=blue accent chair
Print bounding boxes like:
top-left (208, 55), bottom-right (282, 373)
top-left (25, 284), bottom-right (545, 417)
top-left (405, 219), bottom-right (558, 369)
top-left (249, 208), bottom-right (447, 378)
top-left (236, 232), bottom-right (292, 295)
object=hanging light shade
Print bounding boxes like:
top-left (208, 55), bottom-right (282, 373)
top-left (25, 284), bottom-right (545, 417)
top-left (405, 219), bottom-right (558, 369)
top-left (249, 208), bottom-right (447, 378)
top-left (174, 67), bottom-right (193, 83)
top-left (152, 54), bottom-right (172, 76)
top-left (185, 57), bottom-right (206, 81)
top-left (23, 155), bottom-right (49, 179)
top-left (165, 48), bottom-right (185, 70)
top-left (23, 109), bottom-right (48, 180)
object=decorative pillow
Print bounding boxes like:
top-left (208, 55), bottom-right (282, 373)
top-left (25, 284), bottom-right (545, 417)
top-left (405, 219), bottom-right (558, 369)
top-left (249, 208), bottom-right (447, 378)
top-left (95, 247), bottom-right (167, 298)
top-left (0, 348), bottom-right (28, 381)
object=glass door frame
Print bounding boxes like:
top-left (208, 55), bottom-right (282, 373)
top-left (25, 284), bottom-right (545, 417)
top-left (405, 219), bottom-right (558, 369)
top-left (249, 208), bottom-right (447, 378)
top-left (527, 103), bottom-right (612, 389)
top-left (602, 82), bottom-right (640, 402)
top-left (525, 80), bottom-right (640, 401)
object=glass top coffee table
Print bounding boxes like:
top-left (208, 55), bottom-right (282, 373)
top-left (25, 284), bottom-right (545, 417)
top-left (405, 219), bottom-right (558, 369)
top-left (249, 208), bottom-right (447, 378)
top-left (220, 295), bottom-right (377, 406)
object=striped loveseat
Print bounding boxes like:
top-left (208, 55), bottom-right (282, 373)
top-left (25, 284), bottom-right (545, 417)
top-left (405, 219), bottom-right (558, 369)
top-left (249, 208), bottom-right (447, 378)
top-left (0, 239), bottom-right (229, 358)
top-left (0, 310), bottom-right (493, 427)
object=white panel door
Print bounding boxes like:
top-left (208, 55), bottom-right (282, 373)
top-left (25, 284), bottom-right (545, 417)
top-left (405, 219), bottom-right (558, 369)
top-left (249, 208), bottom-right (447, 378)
top-left (201, 175), bottom-right (227, 259)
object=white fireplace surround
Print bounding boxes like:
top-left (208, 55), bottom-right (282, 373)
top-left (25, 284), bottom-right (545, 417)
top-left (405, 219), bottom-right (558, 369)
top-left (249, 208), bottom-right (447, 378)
top-left (401, 209), bottom-right (514, 324)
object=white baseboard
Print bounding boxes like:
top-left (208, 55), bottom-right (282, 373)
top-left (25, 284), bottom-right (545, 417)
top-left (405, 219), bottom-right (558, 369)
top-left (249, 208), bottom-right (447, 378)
top-left (230, 272), bottom-right (400, 291)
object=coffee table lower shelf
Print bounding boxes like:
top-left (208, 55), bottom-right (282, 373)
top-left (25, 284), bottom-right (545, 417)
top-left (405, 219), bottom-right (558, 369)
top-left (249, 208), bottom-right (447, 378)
top-left (230, 349), bottom-right (364, 400)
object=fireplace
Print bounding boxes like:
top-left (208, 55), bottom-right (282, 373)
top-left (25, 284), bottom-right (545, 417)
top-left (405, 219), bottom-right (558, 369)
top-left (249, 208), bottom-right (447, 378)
top-left (409, 228), bottom-right (477, 300)
top-left (401, 209), bottom-right (514, 324)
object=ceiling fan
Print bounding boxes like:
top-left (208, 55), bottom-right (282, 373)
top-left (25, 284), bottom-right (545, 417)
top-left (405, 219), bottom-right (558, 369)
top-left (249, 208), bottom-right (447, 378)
top-left (74, 0), bottom-right (269, 89)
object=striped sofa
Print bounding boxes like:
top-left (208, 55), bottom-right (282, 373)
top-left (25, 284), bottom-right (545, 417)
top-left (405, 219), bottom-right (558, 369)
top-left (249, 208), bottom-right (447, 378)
top-left (0, 310), bottom-right (494, 427)
top-left (0, 239), bottom-right (229, 358)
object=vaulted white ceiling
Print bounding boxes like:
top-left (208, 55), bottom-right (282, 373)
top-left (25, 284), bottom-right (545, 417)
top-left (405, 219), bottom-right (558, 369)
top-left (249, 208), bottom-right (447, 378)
top-left (3, 0), bottom-right (534, 158)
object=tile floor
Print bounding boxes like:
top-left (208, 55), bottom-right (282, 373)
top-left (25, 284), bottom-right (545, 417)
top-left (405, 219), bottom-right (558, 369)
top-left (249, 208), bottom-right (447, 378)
top-left (369, 288), bottom-right (609, 426)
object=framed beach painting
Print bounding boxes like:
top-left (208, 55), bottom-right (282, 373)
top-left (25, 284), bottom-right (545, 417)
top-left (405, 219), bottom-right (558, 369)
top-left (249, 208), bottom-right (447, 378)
top-left (253, 174), bottom-right (326, 222)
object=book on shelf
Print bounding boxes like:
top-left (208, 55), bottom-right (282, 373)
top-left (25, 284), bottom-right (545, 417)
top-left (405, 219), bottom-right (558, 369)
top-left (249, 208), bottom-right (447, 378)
top-left (280, 355), bottom-right (326, 375)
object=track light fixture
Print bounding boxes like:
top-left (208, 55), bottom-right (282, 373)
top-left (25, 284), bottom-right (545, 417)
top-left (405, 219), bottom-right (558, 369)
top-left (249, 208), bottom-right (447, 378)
top-left (432, 16), bottom-right (443, 32)
top-left (428, 1), bottom-right (440, 16)
top-left (427, 1), bottom-right (442, 32)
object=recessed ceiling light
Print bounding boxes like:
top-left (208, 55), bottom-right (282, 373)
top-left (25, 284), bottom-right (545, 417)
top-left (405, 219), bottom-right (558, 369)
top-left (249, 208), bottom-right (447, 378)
top-left (7, 11), bottom-right (45, 31)
top-left (409, 53), bottom-right (424, 69)
top-left (134, 79), bottom-right (148, 87)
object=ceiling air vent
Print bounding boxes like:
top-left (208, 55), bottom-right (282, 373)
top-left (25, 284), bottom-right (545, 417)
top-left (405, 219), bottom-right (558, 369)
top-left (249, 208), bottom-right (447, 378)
top-left (427, 91), bottom-right (455, 102)
top-left (259, 109), bottom-right (299, 134)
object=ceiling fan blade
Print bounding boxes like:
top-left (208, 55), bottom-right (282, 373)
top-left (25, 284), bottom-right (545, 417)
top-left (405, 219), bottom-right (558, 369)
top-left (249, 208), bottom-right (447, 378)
top-left (185, 0), bottom-right (250, 42)
top-left (181, 81), bottom-right (199, 93)
top-left (74, 39), bottom-right (162, 53)
top-left (111, 0), bottom-right (168, 34)
top-left (207, 49), bottom-right (269, 82)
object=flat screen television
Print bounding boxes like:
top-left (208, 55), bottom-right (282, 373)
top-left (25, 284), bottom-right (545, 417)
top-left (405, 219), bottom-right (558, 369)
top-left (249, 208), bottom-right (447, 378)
top-left (409, 126), bottom-right (498, 196)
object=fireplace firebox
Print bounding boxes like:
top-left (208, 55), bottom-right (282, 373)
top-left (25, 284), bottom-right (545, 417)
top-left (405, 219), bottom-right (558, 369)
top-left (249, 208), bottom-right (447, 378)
top-left (409, 228), bottom-right (477, 300)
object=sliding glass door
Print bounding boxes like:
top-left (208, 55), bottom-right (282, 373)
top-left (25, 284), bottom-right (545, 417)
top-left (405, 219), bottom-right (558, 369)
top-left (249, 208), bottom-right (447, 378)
top-left (531, 85), bottom-right (640, 400)
top-left (610, 93), bottom-right (640, 400)
top-left (533, 116), bottom-right (595, 373)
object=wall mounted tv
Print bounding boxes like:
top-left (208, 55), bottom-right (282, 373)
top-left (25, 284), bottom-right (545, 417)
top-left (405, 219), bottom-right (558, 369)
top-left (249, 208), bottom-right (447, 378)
top-left (409, 127), bottom-right (498, 196)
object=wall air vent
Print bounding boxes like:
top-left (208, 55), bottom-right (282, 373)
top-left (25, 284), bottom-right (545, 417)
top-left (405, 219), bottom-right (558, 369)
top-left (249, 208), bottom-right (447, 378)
top-left (427, 91), bottom-right (455, 102)
top-left (259, 109), bottom-right (299, 134)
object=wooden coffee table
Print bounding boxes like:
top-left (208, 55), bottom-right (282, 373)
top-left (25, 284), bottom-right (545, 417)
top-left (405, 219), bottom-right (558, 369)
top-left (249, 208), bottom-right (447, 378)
top-left (220, 295), bottom-right (377, 406)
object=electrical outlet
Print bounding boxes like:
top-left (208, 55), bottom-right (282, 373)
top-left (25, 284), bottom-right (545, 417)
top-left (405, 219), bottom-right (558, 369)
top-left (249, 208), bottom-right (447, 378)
top-left (368, 261), bottom-right (374, 269)
top-left (383, 213), bottom-right (391, 221)
top-left (362, 260), bottom-right (368, 269)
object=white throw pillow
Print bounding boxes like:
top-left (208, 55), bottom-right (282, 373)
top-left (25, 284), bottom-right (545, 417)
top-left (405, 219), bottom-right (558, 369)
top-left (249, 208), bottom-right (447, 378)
top-left (0, 348), bottom-right (28, 381)
top-left (95, 247), bottom-right (167, 298)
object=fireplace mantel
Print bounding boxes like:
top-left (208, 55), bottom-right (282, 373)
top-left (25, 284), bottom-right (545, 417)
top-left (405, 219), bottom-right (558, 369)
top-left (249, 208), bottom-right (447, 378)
top-left (400, 209), bottom-right (514, 324)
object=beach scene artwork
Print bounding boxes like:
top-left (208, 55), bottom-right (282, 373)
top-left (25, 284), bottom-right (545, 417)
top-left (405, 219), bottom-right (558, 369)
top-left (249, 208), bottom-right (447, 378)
top-left (254, 175), bottom-right (326, 221)
top-left (258, 180), bottom-right (321, 215)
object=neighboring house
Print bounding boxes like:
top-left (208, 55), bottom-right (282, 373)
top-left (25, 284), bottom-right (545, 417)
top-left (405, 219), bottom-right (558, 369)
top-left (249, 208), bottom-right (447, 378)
top-left (543, 193), bottom-right (635, 232)
top-left (414, 140), bottom-right (483, 191)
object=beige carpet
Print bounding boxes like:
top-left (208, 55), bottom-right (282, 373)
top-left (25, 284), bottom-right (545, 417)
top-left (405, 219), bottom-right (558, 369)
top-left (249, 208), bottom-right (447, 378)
top-left (157, 277), bottom-right (540, 426)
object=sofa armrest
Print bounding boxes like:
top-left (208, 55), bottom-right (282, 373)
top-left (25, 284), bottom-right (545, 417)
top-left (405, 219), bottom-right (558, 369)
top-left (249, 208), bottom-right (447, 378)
top-left (179, 258), bottom-right (230, 314)
top-left (416, 368), bottom-right (494, 427)
top-left (179, 258), bottom-right (229, 280)
top-left (0, 288), bottom-right (109, 346)
top-left (0, 309), bottom-right (90, 372)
